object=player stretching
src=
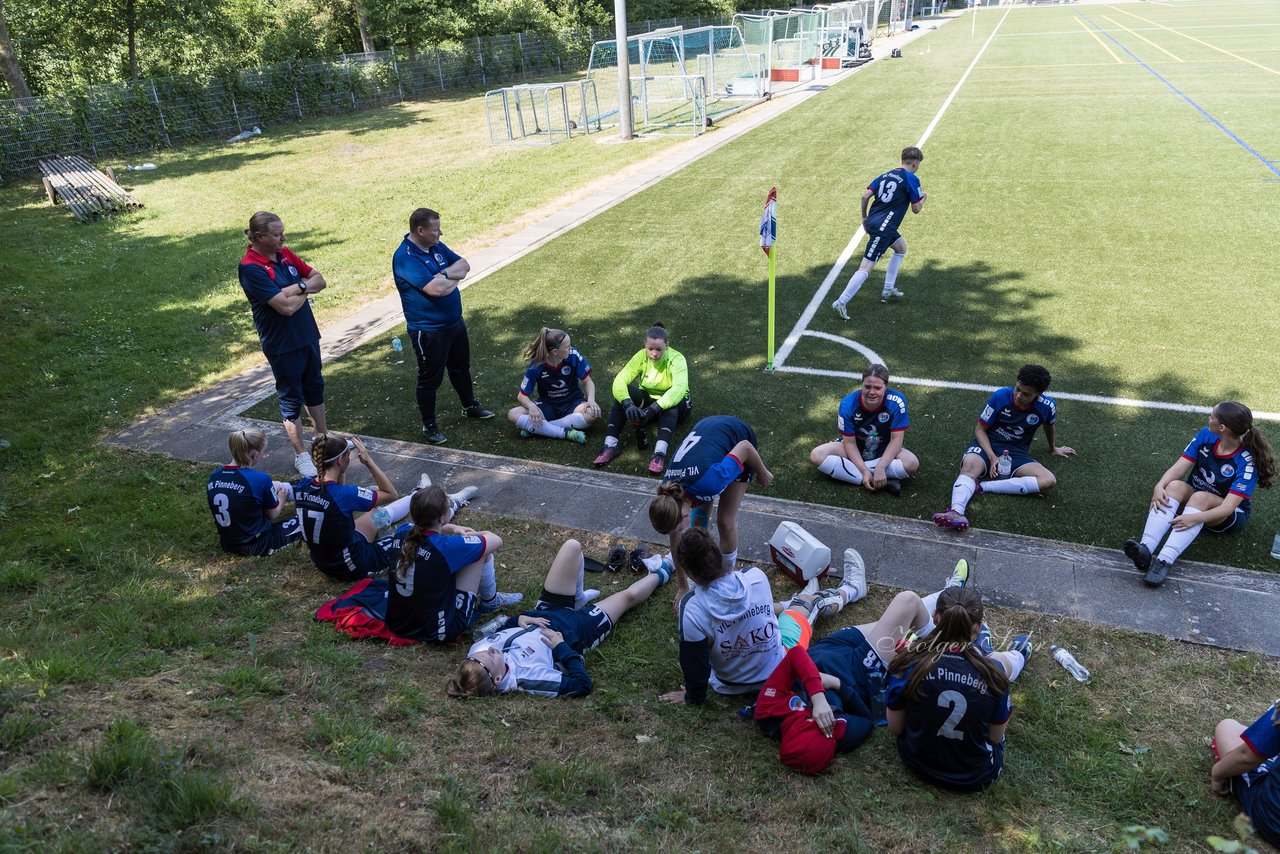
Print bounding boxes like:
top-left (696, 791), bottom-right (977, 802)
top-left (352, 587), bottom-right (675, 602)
top-left (933, 364), bottom-right (1076, 531)
top-left (832, 146), bottom-right (927, 319)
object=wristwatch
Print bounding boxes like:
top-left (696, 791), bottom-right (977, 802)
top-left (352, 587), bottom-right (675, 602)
top-left (298, 281), bottom-right (308, 294)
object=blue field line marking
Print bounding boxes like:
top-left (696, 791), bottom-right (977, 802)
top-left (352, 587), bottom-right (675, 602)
top-left (1076, 12), bottom-right (1280, 179)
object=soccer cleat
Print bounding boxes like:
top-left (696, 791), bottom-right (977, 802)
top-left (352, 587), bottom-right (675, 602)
top-left (946, 558), bottom-right (969, 589)
top-left (932, 509), bottom-right (970, 531)
top-left (881, 287), bottom-right (905, 302)
top-left (476, 590), bottom-right (524, 616)
top-left (1010, 632), bottom-right (1033, 662)
top-left (649, 556), bottom-right (674, 586)
top-left (635, 427), bottom-right (650, 452)
top-left (895, 629), bottom-right (919, 654)
top-left (566, 429), bottom-right (587, 444)
top-left (295, 452), bottom-right (318, 479)
top-left (592, 445), bottom-right (620, 467)
top-left (1143, 559), bottom-right (1172, 588)
top-left (1123, 538), bottom-right (1152, 573)
top-left (648, 453), bottom-right (666, 475)
top-left (976, 624), bottom-right (994, 655)
top-left (519, 429), bottom-right (530, 439)
top-left (575, 589), bottom-right (600, 610)
top-left (448, 485), bottom-right (478, 513)
top-left (606, 543), bottom-right (627, 573)
top-left (628, 542), bottom-right (651, 574)
top-left (422, 425), bottom-right (447, 445)
top-left (416, 473), bottom-right (433, 491)
top-left (831, 299), bottom-right (849, 321)
top-left (463, 404), bottom-right (496, 420)
top-left (882, 477), bottom-right (903, 497)
top-left (841, 548), bottom-right (867, 604)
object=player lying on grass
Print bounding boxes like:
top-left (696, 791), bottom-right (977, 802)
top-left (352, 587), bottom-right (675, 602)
top-left (810, 363), bottom-right (918, 496)
top-left (1211, 701), bottom-right (1280, 850)
top-left (207, 427), bottom-right (302, 556)
top-left (382, 485), bottom-right (520, 643)
top-left (886, 585), bottom-right (1031, 791)
top-left (507, 326), bottom-right (600, 444)
top-left (659, 530), bottom-right (880, 707)
top-left (750, 557), bottom-right (973, 774)
top-left (934, 364), bottom-right (1075, 532)
top-left (593, 322), bottom-right (692, 474)
top-left (1122, 401), bottom-right (1275, 588)
top-left (446, 539), bottom-right (667, 699)
top-left (831, 145), bottom-right (927, 319)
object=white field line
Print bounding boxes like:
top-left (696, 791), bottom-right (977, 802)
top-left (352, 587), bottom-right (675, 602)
top-left (773, 5), bottom-right (1013, 369)
top-left (774, 357), bottom-right (1280, 422)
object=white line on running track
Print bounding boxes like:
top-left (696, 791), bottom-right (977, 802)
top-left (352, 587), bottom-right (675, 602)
top-left (773, 5), bottom-right (1013, 369)
top-left (773, 361), bottom-right (1280, 422)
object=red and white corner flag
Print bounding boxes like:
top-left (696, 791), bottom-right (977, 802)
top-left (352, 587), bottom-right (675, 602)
top-left (759, 187), bottom-right (777, 256)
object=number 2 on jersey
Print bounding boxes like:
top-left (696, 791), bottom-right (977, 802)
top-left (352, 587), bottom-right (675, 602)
top-left (936, 689), bottom-right (968, 741)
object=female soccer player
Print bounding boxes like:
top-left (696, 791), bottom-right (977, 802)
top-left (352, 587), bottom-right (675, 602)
top-left (381, 485), bottom-right (510, 643)
top-left (810, 363), bottom-right (918, 495)
top-left (885, 586), bottom-right (1031, 790)
top-left (592, 322), bottom-right (691, 474)
top-left (446, 539), bottom-right (670, 699)
top-left (1122, 401), bottom-right (1275, 587)
top-left (647, 415), bottom-right (773, 593)
top-left (507, 327), bottom-right (599, 444)
top-left (206, 427), bottom-right (301, 556)
top-left (1210, 702), bottom-right (1280, 849)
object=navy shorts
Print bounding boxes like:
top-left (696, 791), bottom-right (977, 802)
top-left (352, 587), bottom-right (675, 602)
top-left (533, 604), bottom-right (615, 653)
top-left (901, 738), bottom-right (1005, 792)
top-left (316, 533), bottom-right (394, 582)
top-left (224, 517), bottom-right (303, 557)
top-left (966, 444), bottom-right (1037, 478)
top-left (1205, 502), bottom-right (1250, 534)
top-left (441, 590), bottom-right (479, 643)
top-left (536, 396), bottom-right (585, 421)
top-left (1231, 757), bottom-right (1280, 848)
top-left (863, 230), bottom-right (901, 263)
top-left (266, 341), bottom-right (325, 421)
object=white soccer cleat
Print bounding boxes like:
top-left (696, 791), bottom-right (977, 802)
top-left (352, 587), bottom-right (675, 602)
top-left (801, 575), bottom-right (820, 596)
top-left (294, 452), bottom-right (317, 479)
top-left (880, 287), bottom-right (905, 302)
top-left (841, 548), bottom-right (868, 604)
top-left (448, 485), bottom-right (478, 513)
top-left (416, 473), bottom-right (433, 491)
top-left (831, 299), bottom-right (849, 321)
top-left (946, 558), bottom-right (970, 589)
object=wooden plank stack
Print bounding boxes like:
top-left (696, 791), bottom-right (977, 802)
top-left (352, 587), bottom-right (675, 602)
top-left (37, 155), bottom-right (144, 223)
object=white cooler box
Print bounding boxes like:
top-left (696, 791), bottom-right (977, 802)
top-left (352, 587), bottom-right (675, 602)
top-left (768, 522), bottom-right (831, 585)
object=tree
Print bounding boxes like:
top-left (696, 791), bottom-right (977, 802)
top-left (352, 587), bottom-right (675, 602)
top-left (0, 0), bottom-right (33, 99)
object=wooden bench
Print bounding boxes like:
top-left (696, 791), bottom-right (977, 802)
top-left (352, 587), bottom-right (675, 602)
top-left (38, 155), bottom-right (143, 223)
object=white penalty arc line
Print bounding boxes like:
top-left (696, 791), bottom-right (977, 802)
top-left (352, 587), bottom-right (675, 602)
top-left (774, 359), bottom-right (1280, 422)
top-left (773, 5), bottom-right (1014, 370)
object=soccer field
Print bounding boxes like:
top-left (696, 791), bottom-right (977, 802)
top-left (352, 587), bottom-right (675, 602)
top-left (300, 0), bottom-right (1280, 570)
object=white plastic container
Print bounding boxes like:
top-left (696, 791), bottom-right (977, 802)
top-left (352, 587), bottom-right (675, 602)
top-left (768, 522), bottom-right (831, 585)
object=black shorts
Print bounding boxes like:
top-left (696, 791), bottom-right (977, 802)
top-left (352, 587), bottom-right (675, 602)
top-left (265, 342), bottom-right (325, 421)
top-left (223, 518), bottom-right (303, 557)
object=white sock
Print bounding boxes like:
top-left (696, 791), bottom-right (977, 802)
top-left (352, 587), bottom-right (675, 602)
top-left (840, 577), bottom-right (866, 605)
top-left (1140, 502), bottom-right (1176, 551)
top-left (818, 455), bottom-right (864, 484)
top-left (654, 440), bottom-right (669, 456)
top-left (1157, 521), bottom-right (1203, 565)
top-left (551, 412), bottom-right (590, 430)
top-left (883, 252), bottom-right (904, 292)
top-left (478, 555), bottom-right (497, 602)
top-left (881, 459), bottom-right (909, 479)
top-left (273, 480), bottom-right (294, 501)
top-left (603, 435), bottom-right (619, 449)
top-left (981, 475), bottom-right (1040, 495)
top-left (576, 589), bottom-right (600, 609)
top-left (950, 475), bottom-right (977, 513)
top-left (920, 590), bottom-right (941, 614)
top-left (915, 617), bottom-right (936, 639)
top-left (721, 549), bottom-right (738, 570)
top-left (836, 269), bottom-right (870, 304)
top-left (370, 493), bottom-right (414, 530)
top-left (516, 414), bottom-right (566, 439)
top-left (575, 555), bottom-right (586, 602)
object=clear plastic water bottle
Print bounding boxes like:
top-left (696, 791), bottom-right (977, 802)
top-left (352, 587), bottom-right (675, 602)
top-left (1271, 532), bottom-right (1280, 560)
top-left (1051, 645), bottom-right (1090, 682)
top-left (391, 336), bottom-right (403, 353)
top-left (996, 450), bottom-right (1012, 478)
top-left (472, 615), bottom-right (506, 639)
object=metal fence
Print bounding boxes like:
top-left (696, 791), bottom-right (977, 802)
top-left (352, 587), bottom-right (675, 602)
top-left (0, 17), bottom-right (730, 178)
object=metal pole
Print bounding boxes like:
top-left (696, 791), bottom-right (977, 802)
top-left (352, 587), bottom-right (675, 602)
top-left (614, 0), bottom-right (633, 139)
top-left (150, 80), bottom-right (171, 146)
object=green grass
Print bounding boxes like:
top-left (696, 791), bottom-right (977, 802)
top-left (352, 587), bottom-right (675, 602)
top-left (1, 2), bottom-right (1279, 849)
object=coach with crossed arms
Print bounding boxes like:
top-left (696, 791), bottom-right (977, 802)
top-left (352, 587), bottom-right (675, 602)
top-left (392, 208), bottom-right (495, 445)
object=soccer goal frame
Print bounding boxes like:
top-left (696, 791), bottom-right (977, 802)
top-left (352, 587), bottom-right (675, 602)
top-left (483, 80), bottom-right (602, 146)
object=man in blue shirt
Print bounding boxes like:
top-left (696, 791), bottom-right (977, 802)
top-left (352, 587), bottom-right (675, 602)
top-left (832, 146), bottom-right (927, 319)
top-left (392, 208), bottom-right (495, 444)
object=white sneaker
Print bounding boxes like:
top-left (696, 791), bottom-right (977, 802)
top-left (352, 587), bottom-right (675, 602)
top-left (801, 575), bottom-right (820, 596)
top-left (448, 485), bottom-right (478, 513)
top-left (294, 452), bottom-right (317, 479)
top-left (831, 299), bottom-right (849, 321)
top-left (841, 548), bottom-right (867, 604)
top-left (881, 287), bottom-right (905, 301)
top-left (416, 473), bottom-right (432, 491)
top-left (576, 589), bottom-right (600, 609)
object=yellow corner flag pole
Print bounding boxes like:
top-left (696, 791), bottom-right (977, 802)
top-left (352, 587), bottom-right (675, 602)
top-left (760, 187), bottom-right (778, 372)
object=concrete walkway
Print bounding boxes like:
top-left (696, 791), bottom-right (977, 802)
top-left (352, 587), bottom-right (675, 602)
top-left (105, 17), bottom-right (1280, 659)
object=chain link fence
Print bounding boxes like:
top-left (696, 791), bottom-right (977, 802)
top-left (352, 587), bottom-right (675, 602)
top-left (0, 17), bottom-right (730, 178)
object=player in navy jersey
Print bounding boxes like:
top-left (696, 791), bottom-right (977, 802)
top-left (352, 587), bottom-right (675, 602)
top-left (831, 146), bottom-right (927, 319)
top-left (810, 363), bottom-right (918, 496)
top-left (933, 364), bottom-right (1076, 532)
top-left (382, 486), bottom-right (507, 643)
top-left (447, 538), bottom-right (672, 699)
top-left (506, 327), bottom-right (600, 444)
top-left (886, 586), bottom-right (1032, 791)
top-left (207, 427), bottom-right (301, 556)
top-left (1123, 401), bottom-right (1275, 587)
top-left (648, 415), bottom-right (774, 595)
top-left (1211, 700), bottom-right (1280, 849)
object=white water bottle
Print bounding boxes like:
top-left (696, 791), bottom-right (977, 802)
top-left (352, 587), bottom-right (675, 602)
top-left (473, 616), bottom-right (506, 639)
top-left (391, 336), bottom-right (403, 353)
top-left (1051, 645), bottom-right (1090, 682)
top-left (996, 450), bottom-right (1012, 478)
